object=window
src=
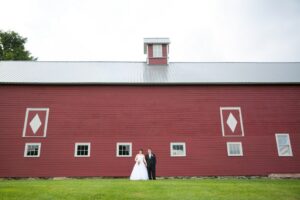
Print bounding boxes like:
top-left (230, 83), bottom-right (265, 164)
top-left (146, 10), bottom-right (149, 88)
top-left (153, 44), bottom-right (163, 58)
top-left (227, 142), bottom-right (243, 156)
top-left (24, 143), bottom-right (41, 157)
top-left (74, 143), bottom-right (90, 157)
top-left (170, 142), bottom-right (186, 157)
top-left (275, 133), bottom-right (293, 157)
top-left (116, 143), bottom-right (132, 157)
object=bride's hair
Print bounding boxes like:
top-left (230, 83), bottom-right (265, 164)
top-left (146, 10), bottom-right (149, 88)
top-left (139, 149), bottom-right (143, 153)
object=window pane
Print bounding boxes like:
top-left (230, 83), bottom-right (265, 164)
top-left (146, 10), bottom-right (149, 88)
top-left (278, 135), bottom-right (288, 145)
top-left (118, 144), bottom-right (130, 156)
top-left (153, 45), bottom-right (162, 57)
top-left (235, 145), bottom-right (240, 154)
top-left (124, 145), bottom-right (129, 151)
top-left (123, 145), bottom-right (129, 155)
top-left (229, 144), bottom-right (234, 154)
top-left (229, 143), bottom-right (241, 155)
top-left (119, 145), bottom-right (123, 153)
top-left (26, 145), bottom-right (39, 157)
top-left (276, 134), bottom-right (292, 156)
top-left (77, 145), bottom-right (89, 156)
top-left (33, 149), bottom-right (38, 155)
top-left (172, 144), bottom-right (184, 156)
top-left (277, 135), bottom-right (289, 145)
top-left (279, 145), bottom-right (291, 156)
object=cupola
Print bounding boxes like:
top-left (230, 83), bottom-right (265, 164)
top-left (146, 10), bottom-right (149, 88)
top-left (144, 38), bottom-right (170, 65)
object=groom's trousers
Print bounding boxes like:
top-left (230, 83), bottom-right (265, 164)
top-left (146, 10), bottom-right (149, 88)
top-left (147, 166), bottom-right (156, 180)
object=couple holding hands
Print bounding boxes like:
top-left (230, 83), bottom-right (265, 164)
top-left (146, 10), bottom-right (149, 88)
top-left (130, 148), bottom-right (156, 180)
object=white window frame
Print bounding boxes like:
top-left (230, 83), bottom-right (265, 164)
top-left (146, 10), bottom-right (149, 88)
top-left (116, 142), bottom-right (132, 157)
top-left (227, 142), bottom-right (243, 156)
top-left (74, 143), bottom-right (91, 157)
top-left (220, 107), bottom-right (245, 137)
top-left (24, 143), bottom-right (41, 157)
top-left (275, 133), bottom-right (293, 157)
top-left (22, 108), bottom-right (50, 138)
top-left (170, 142), bottom-right (186, 157)
top-left (153, 44), bottom-right (163, 58)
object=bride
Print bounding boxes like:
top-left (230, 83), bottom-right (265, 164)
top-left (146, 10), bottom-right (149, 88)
top-left (130, 149), bottom-right (149, 180)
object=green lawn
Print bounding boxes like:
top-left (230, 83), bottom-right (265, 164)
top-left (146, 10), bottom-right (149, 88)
top-left (0, 178), bottom-right (299, 200)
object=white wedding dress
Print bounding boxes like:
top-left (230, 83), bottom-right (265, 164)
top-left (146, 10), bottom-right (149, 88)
top-left (130, 154), bottom-right (149, 180)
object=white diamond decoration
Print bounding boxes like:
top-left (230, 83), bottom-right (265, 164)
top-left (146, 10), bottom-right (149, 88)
top-left (30, 114), bottom-right (42, 134)
top-left (226, 113), bottom-right (237, 133)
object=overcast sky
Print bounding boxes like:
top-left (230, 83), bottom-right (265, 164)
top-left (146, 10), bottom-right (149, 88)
top-left (0, 0), bottom-right (300, 62)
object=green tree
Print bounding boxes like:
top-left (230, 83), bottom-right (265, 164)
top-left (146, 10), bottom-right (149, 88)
top-left (0, 30), bottom-right (37, 60)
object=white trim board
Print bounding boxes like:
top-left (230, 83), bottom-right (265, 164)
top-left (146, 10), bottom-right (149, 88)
top-left (170, 142), bottom-right (186, 157)
top-left (24, 143), bottom-right (41, 157)
top-left (74, 142), bottom-right (91, 157)
top-left (275, 133), bottom-right (293, 157)
top-left (116, 142), bottom-right (132, 157)
top-left (22, 108), bottom-right (49, 138)
top-left (226, 142), bottom-right (243, 156)
top-left (220, 107), bottom-right (245, 137)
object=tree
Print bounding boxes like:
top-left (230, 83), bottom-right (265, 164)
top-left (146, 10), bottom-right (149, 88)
top-left (0, 30), bottom-right (37, 60)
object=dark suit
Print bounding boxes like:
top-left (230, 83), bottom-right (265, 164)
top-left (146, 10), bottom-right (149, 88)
top-left (145, 153), bottom-right (156, 180)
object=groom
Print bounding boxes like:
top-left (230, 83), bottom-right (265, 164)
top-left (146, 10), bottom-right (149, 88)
top-left (145, 148), bottom-right (156, 180)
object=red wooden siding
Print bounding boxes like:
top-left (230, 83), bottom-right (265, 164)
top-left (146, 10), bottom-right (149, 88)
top-left (0, 85), bottom-right (299, 177)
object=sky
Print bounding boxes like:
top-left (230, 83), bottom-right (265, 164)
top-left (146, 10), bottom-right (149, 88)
top-left (0, 0), bottom-right (300, 62)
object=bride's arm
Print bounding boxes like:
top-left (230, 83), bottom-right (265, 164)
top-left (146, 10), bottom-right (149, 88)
top-left (143, 156), bottom-right (147, 166)
top-left (135, 155), bottom-right (138, 162)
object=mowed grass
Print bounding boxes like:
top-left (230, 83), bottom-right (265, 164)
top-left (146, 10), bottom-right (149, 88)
top-left (0, 178), bottom-right (300, 200)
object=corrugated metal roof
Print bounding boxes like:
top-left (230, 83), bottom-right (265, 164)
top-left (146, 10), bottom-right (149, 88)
top-left (0, 61), bottom-right (299, 84)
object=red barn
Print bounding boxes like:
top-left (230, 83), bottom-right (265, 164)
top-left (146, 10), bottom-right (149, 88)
top-left (0, 38), bottom-right (299, 178)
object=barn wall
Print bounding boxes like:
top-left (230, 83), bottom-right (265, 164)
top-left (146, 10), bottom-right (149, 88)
top-left (0, 85), bottom-right (299, 177)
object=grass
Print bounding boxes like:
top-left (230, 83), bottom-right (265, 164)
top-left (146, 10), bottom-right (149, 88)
top-left (0, 178), bottom-right (299, 200)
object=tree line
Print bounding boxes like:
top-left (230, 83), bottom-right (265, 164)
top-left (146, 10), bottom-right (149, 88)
top-left (0, 30), bottom-right (36, 60)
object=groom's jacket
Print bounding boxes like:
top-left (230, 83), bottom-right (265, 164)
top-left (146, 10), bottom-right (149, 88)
top-left (145, 153), bottom-right (156, 167)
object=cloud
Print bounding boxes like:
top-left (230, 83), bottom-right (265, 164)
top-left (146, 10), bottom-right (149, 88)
top-left (0, 0), bottom-right (299, 61)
